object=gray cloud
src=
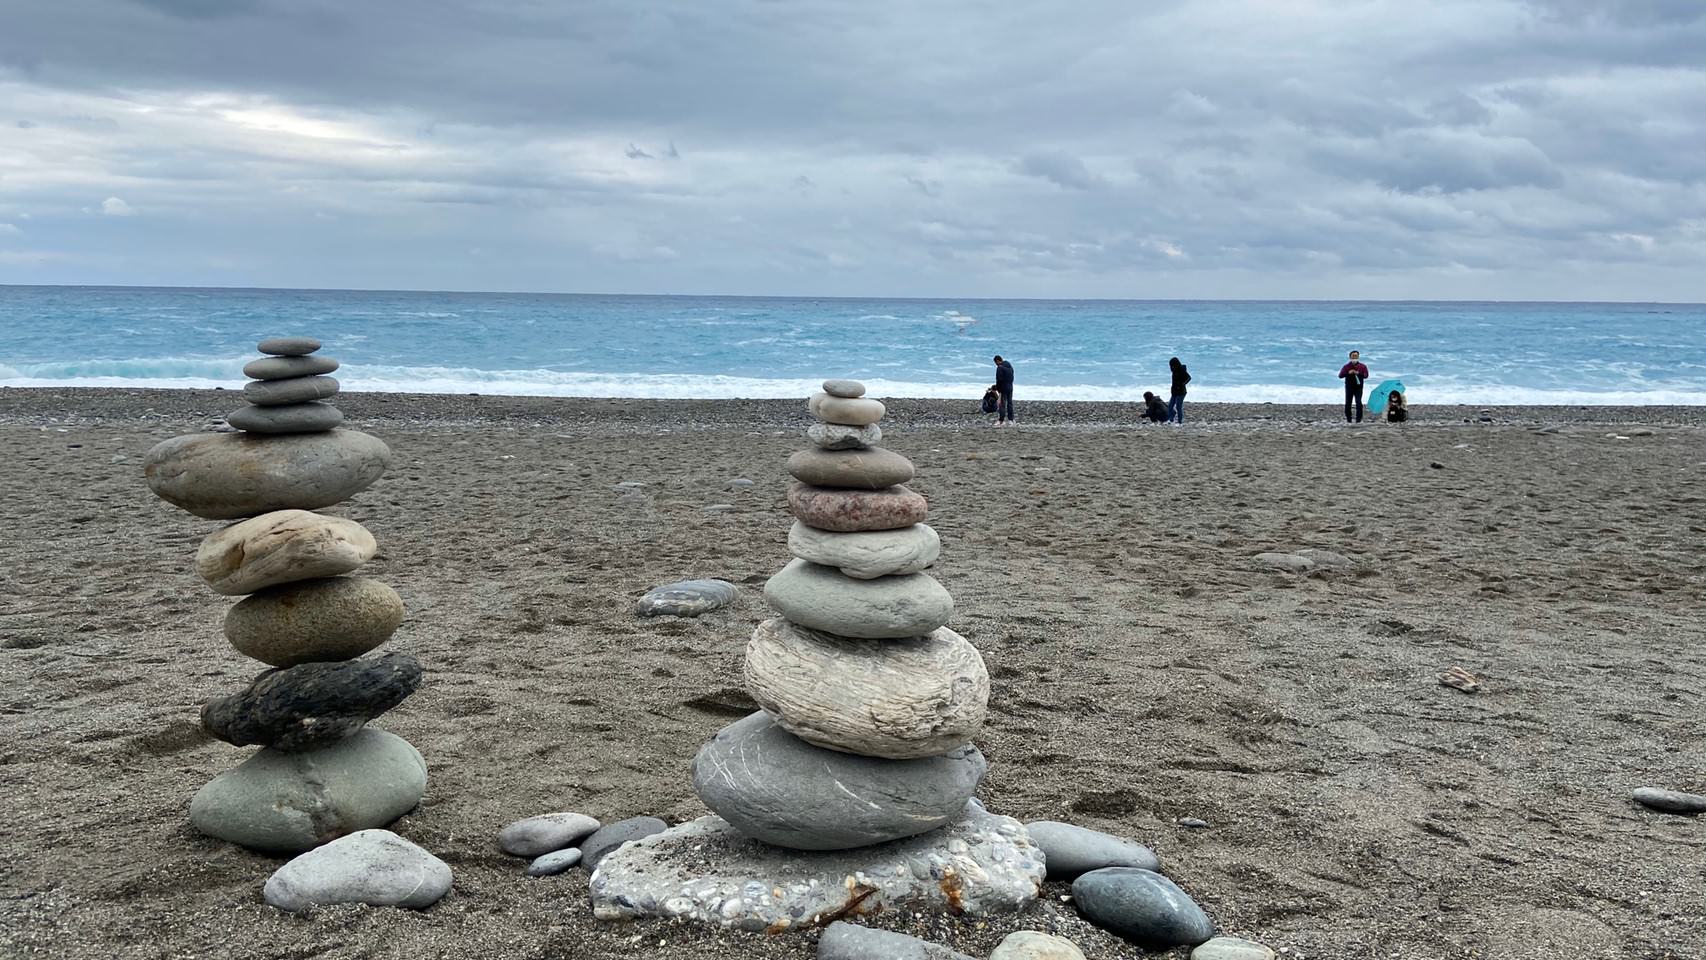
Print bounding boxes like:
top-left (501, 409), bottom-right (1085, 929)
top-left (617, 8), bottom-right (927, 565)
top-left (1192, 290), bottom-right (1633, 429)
top-left (0, 0), bottom-right (1702, 298)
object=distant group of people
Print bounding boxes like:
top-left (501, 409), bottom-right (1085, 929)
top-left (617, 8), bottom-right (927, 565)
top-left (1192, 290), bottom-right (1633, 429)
top-left (982, 350), bottom-right (1404, 425)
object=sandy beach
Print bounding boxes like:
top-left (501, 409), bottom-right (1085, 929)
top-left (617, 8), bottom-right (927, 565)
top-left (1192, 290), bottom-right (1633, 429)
top-left (2, 387), bottom-right (1703, 960)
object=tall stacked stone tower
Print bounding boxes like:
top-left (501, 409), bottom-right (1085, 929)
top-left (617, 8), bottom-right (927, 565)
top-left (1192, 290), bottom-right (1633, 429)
top-left (144, 337), bottom-right (425, 854)
top-left (590, 379), bottom-right (1043, 929)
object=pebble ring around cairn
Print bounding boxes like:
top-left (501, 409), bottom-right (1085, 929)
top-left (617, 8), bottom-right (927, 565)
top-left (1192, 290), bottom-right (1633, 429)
top-left (142, 339), bottom-right (441, 905)
top-left (589, 379), bottom-right (1044, 930)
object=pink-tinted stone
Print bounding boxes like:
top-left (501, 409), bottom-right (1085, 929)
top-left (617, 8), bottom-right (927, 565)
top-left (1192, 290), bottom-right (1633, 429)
top-left (787, 482), bottom-right (927, 532)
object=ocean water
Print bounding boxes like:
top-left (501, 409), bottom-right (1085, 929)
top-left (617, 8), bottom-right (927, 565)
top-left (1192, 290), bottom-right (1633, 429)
top-left (2, 286), bottom-right (1704, 405)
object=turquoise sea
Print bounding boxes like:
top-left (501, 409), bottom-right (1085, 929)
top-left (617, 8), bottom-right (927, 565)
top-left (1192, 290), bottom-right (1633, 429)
top-left (2, 286), bottom-right (1704, 404)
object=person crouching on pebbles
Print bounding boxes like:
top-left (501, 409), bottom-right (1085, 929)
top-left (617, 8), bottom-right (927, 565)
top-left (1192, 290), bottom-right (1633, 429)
top-left (993, 355), bottom-right (1015, 426)
top-left (1141, 391), bottom-right (1169, 423)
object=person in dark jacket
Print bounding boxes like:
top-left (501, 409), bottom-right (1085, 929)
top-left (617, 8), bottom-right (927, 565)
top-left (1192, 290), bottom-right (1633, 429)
top-left (1339, 350), bottom-right (1369, 423)
top-left (993, 355), bottom-right (1015, 426)
top-left (1141, 391), bottom-right (1169, 423)
top-left (1167, 357), bottom-right (1190, 423)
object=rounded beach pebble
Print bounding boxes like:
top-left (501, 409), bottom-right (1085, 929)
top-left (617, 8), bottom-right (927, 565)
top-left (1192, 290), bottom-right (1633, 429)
top-left (691, 711), bottom-right (985, 850)
top-left (744, 617), bottom-right (987, 758)
top-left (991, 931), bottom-right (1088, 960)
top-left (763, 558), bottom-right (953, 639)
top-left (195, 510), bottom-right (375, 596)
top-left (806, 421), bottom-right (881, 450)
top-left (527, 848), bottom-right (583, 877)
top-left (1025, 821), bottom-right (1160, 879)
top-left (244, 354), bottom-right (340, 380)
top-left (225, 576), bottom-right (404, 667)
top-left (1633, 787), bottom-right (1706, 815)
top-left (821, 379), bottom-right (866, 398)
top-left (263, 829), bottom-right (450, 912)
top-left (579, 816), bottom-right (669, 872)
top-left (1192, 936), bottom-right (1277, 960)
top-left (257, 336), bottom-right (322, 356)
top-left (809, 392), bottom-right (885, 426)
top-left (244, 375), bottom-right (340, 406)
top-left (143, 428), bottom-right (391, 520)
top-left (200, 651), bottom-right (422, 752)
top-left (191, 727), bottom-right (427, 853)
top-left (498, 812), bottom-right (601, 857)
top-left (788, 482), bottom-right (928, 532)
top-left (1071, 867), bottom-right (1215, 950)
top-left (786, 446), bottom-right (915, 490)
top-left (227, 401), bottom-right (344, 434)
top-left (787, 520), bottom-right (939, 580)
top-left (634, 579), bottom-right (738, 618)
top-left (819, 921), bottom-right (975, 960)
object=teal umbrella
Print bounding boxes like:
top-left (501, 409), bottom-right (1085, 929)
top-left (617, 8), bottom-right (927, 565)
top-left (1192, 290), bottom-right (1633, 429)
top-left (1367, 379), bottom-right (1405, 416)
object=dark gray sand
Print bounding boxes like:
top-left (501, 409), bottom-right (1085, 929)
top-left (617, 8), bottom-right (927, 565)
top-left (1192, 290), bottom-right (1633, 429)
top-left (2, 389), bottom-right (1704, 959)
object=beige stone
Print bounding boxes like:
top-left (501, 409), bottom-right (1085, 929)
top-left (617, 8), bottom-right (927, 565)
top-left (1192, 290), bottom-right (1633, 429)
top-left (808, 392), bottom-right (885, 426)
top-left (786, 446), bottom-right (914, 490)
top-left (992, 932), bottom-right (1089, 960)
top-left (745, 618), bottom-right (987, 759)
top-left (787, 521), bottom-right (939, 579)
top-left (196, 510), bottom-right (376, 596)
top-left (225, 576), bottom-right (404, 667)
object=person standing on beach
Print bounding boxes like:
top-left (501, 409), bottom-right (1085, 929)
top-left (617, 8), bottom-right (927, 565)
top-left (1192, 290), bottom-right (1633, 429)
top-left (1167, 356), bottom-right (1190, 423)
top-left (1339, 350), bottom-right (1369, 423)
top-left (993, 355), bottom-right (1015, 426)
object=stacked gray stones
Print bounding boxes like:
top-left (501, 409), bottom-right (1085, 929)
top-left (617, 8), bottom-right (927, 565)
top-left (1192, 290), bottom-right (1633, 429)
top-left (692, 378), bottom-right (992, 848)
top-left (144, 337), bottom-right (424, 855)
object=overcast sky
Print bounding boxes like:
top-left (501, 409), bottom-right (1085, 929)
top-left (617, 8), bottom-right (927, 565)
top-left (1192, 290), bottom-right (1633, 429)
top-left (1, 0), bottom-right (1703, 300)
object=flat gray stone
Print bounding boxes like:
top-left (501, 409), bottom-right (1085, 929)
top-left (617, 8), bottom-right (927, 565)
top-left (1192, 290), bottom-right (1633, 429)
top-left (1294, 548), bottom-right (1353, 568)
top-left (589, 801), bottom-right (1043, 931)
top-left (1025, 821), bottom-right (1159, 880)
top-left (1633, 787), bottom-right (1706, 815)
top-left (202, 651), bottom-right (421, 751)
top-left (1072, 867), bottom-right (1215, 950)
top-left (1252, 552), bottom-right (1312, 573)
top-left (819, 922), bottom-right (975, 959)
top-left (144, 429), bottom-right (391, 520)
top-left (788, 521), bottom-right (940, 580)
top-left (190, 727), bottom-right (426, 854)
top-left (257, 337), bottom-right (322, 356)
top-left (244, 375), bottom-right (340, 406)
top-left (225, 576), bottom-right (404, 668)
top-left (636, 579), bottom-right (738, 617)
top-left (764, 558), bottom-right (953, 639)
top-left (787, 447), bottom-right (915, 490)
top-left (227, 402), bottom-right (344, 434)
top-left (527, 848), bottom-right (583, 877)
top-left (991, 931), bottom-right (1088, 960)
top-left (499, 812), bottom-right (602, 857)
top-left (580, 816), bottom-right (669, 871)
top-left (807, 422), bottom-right (882, 451)
top-left (692, 711), bottom-right (985, 850)
top-left (263, 829), bottom-right (450, 912)
top-left (822, 379), bottom-right (867, 399)
top-left (1192, 937), bottom-right (1277, 960)
top-left (245, 355), bottom-right (340, 380)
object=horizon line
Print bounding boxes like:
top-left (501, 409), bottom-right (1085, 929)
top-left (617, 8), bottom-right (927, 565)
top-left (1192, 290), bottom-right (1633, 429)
top-left (1, 282), bottom-right (1702, 308)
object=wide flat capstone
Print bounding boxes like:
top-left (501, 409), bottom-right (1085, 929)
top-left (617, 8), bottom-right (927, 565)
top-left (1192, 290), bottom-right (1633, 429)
top-left (588, 800), bottom-right (1042, 931)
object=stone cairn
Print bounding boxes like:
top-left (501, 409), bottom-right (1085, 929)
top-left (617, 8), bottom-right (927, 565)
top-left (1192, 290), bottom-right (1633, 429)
top-left (144, 337), bottom-right (425, 855)
top-left (590, 379), bottom-right (1045, 929)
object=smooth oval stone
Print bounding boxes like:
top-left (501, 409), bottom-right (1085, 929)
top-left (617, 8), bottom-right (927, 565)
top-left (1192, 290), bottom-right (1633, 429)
top-left (498, 812), bottom-right (602, 857)
top-left (227, 402), bottom-right (344, 434)
top-left (821, 379), bottom-right (866, 399)
top-left (201, 652), bottom-right (422, 752)
top-left (809, 392), bottom-right (885, 426)
top-left (1071, 868), bottom-right (1215, 950)
top-left (692, 711), bottom-right (985, 851)
top-left (263, 829), bottom-right (449, 912)
top-left (744, 618), bottom-right (987, 759)
top-left (1192, 937), bottom-right (1277, 960)
top-left (788, 482), bottom-right (927, 533)
top-left (243, 375), bottom-right (340, 406)
top-left (807, 422), bottom-right (881, 450)
top-left (820, 922), bottom-right (976, 960)
top-left (196, 509), bottom-right (375, 596)
top-left (527, 848), bottom-right (583, 877)
top-left (1633, 787), bottom-right (1706, 815)
top-left (580, 816), bottom-right (669, 872)
top-left (764, 558), bottom-right (953, 639)
top-left (144, 429), bottom-right (391, 520)
top-left (787, 446), bottom-right (915, 490)
top-left (257, 336), bottom-right (322, 356)
top-left (1026, 821), bottom-right (1160, 880)
top-left (788, 521), bottom-right (939, 579)
top-left (225, 576), bottom-right (404, 667)
top-left (992, 931), bottom-right (1088, 960)
top-left (190, 727), bottom-right (426, 853)
top-left (634, 579), bottom-right (738, 617)
top-left (244, 355), bottom-right (340, 380)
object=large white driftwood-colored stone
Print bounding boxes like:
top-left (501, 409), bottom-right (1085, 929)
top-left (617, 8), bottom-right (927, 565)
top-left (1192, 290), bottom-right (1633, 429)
top-left (808, 392), bottom-right (885, 426)
top-left (144, 429), bottom-right (391, 520)
top-left (787, 521), bottom-right (940, 579)
top-left (588, 801), bottom-right (1043, 930)
top-left (744, 618), bottom-right (988, 759)
top-left (764, 558), bottom-right (953, 639)
top-left (196, 509), bottom-right (376, 596)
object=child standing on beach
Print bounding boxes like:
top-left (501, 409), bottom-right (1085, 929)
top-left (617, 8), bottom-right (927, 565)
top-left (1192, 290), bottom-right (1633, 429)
top-left (1339, 350), bottom-right (1369, 423)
